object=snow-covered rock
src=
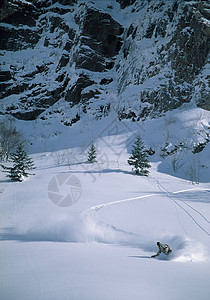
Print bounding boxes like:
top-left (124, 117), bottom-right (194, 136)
top-left (0, 0), bottom-right (209, 120)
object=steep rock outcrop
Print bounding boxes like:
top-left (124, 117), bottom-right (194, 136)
top-left (0, 0), bottom-right (37, 26)
top-left (0, 0), bottom-right (123, 119)
top-left (74, 4), bottom-right (123, 71)
top-left (0, 0), bottom-right (40, 51)
top-left (116, 0), bottom-right (136, 9)
top-left (116, 0), bottom-right (210, 119)
top-left (0, 0), bottom-right (209, 121)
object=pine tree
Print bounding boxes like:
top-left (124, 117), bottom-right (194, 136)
top-left (128, 135), bottom-right (151, 176)
top-left (0, 120), bottom-right (23, 161)
top-left (88, 143), bottom-right (97, 163)
top-left (1, 144), bottom-right (35, 182)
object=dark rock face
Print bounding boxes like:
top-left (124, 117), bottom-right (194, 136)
top-left (1, 82), bottom-right (30, 99)
top-left (196, 83), bottom-right (210, 111)
top-left (0, 26), bottom-right (40, 50)
top-left (33, 0), bottom-right (76, 8)
top-left (0, 0), bottom-right (209, 121)
top-left (78, 6), bottom-right (123, 57)
top-left (55, 0), bottom-right (76, 5)
top-left (0, 71), bottom-right (12, 82)
top-left (0, 0), bottom-right (40, 51)
top-left (116, 0), bottom-right (210, 120)
top-left (65, 75), bottom-right (95, 104)
top-left (116, 0), bottom-right (136, 9)
top-left (0, 0), bottom-right (38, 26)
top-left (11, 109), bottom-right (45, 120)
top-left (74, 5), bottom-right (123, 72)
top-left (163, 3), bottom-right (210, 112)
top-left (168, 6), bottom-right (210, 82)
top-left (0, 0), bottom-right (124, 119)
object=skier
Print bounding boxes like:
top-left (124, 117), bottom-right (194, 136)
top-left (151, 242), bottom-right (172, 257)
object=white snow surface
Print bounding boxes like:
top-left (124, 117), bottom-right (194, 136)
top-left (0, 107), bottom-right (210, 300)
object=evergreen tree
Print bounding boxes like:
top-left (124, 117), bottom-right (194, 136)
top-left (0, 120), bottom-right (23, 161)
top-left (128, 135), bottom-right (151, 176)
top-left (1, 144), bottom-right (35, 182)
top-left (88, 143), bottom-right (97, 163)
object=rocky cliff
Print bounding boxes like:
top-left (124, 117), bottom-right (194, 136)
top-left (0, 0), bottom-right (209, 122)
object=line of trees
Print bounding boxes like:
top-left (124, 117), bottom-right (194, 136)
top-left (1, 120), bottom-right (150, 181)
top-left (87, 135), bottom-right (151, 176)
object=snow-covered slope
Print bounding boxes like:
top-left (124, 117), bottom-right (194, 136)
top-left (0, 1), bottom-right (210, 299)
top-left (5, 103), bottom-right (209, 184)
top-left (0, 109), bottom-right (210, 300)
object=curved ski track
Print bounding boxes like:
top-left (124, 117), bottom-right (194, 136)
top-left (85, 187), bottom-right (210, 237)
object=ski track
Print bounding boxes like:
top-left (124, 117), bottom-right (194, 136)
top-left (152, 179), bottom-right (210, 236)
top-left (87, 187), bottom-right (209, 213)
top-left (82, 184), bottom-right (210, 262)
top-left (85, 186), bottom-right (210, 238)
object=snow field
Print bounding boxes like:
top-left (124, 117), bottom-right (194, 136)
top-left (0, 107), bottom-right (210, 299)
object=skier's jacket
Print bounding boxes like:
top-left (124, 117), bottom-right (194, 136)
top-left (155, 243), bottom-right (172, 256)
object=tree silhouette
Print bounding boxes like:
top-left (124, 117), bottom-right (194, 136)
top-left (1, 144), bottom-right (35, 181)
top-left (128, 135), bottom-right (151, 176)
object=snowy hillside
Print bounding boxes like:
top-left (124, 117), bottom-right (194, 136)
top-left (0, 0), bottom-right (210, 299)
top-left (1, 107), bottom-right (210, 299)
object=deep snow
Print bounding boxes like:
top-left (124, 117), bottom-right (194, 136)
top-left (0, 107), bottom-right (210, 300)
top-left (1, 0), bottom-right (210, 298)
